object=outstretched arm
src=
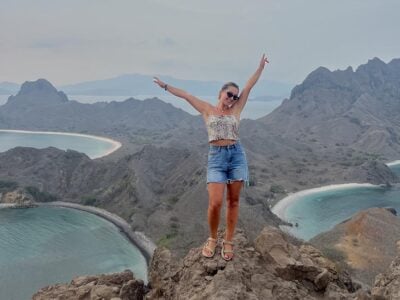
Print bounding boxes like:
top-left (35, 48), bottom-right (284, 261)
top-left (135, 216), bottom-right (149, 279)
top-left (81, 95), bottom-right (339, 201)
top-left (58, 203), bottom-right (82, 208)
top-left (153, 77), bottom-right (211, 115)
top-left (236, 54), bottom-right (269, 111)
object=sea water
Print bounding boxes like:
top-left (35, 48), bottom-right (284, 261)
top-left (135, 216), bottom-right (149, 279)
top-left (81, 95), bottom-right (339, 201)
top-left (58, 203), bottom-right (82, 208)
top-left (283, 165), bottom-right (400, 241)
top-left (0, 206), bottom-right (147, 300)
top-left (0, 130), bottom-right (119, 159)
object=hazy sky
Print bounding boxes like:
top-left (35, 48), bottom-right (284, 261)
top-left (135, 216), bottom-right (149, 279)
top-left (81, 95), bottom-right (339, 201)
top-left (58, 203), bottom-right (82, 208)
top-left (1, 0), bottom-right (399, 86)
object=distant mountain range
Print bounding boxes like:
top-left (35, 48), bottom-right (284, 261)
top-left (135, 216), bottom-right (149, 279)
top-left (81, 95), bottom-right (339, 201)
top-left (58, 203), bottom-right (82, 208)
top-left (0, 73), bottom-right (293, 98)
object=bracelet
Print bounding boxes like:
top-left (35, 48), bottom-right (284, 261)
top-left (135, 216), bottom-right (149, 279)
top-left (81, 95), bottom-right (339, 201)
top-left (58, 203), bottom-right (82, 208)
top-left (164, 84), bottom-right (168, 91)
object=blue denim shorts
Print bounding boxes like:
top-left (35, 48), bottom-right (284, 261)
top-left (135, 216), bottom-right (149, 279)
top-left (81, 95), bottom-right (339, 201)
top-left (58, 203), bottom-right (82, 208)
top-left (207, 142), bottom-right (249, 185)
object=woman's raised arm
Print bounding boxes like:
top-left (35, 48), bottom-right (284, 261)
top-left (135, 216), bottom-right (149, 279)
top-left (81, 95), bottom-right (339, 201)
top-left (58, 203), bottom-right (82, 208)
top-left (153, 77), bottom-right (211, 115)
top-left (236, 54), bottom-right (269, 111)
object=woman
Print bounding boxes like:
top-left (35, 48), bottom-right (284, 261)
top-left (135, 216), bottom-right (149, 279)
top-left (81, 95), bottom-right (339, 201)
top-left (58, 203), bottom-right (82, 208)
top-left (153, 54), bottom-right (269, 260)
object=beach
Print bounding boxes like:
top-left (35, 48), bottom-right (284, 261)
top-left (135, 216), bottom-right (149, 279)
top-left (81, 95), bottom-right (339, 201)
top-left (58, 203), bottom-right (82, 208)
top-left (38, 201), bottom-right (156, 265)
top-left (386, 160), bottom-right (400, 167)
top-left (271, 183), bottom-right (380, 221)
top-left (0, 129), bottom-right (121, 159)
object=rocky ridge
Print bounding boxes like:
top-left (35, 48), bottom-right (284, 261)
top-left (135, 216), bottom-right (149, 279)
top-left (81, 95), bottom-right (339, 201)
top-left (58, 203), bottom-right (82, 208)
top-left (31, 221), bottom-right (400, 299)
top-left (311, 207), bottom-right (400, 286)
top-left (260, 58), bottom-right (400, 159)
top-left (33, 226), bottom-right (365, 299)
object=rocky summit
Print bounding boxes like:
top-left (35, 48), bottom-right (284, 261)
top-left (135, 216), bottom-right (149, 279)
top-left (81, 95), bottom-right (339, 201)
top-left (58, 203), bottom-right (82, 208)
top-left (33, 226), bottom-right (365, 299)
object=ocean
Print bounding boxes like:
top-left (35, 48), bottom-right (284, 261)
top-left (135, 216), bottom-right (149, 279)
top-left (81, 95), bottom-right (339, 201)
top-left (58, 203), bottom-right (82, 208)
top-left (0, 94), bottom-right (283, 120)
top-left (279, 165), bottom-right (400, 241)
top-left (0, 206), bottom-right (147, 300)
top-left (0, 130), bottom-right (120, 159)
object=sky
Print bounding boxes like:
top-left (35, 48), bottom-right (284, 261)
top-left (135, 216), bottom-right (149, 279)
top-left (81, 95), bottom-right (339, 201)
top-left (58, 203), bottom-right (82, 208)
top-left (1, 0), bottom-right (399, 87)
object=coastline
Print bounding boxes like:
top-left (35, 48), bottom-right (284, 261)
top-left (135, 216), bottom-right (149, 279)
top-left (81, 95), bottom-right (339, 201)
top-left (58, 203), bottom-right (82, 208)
top-left (386, 160), bottom-right (400, 167)
top-left (271, 183), bottom-right (381, 221)
top-left (37, 201), bottom-right (156, 266)
top-left (0, 129), bottom-right (121, 159)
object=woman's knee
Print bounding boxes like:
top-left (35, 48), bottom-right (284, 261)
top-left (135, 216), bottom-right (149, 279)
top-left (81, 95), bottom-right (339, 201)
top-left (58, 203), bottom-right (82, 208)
top-left (209, 198), bottom-right (223, 211)
top-left (227, 197), bottom-right (239, 209)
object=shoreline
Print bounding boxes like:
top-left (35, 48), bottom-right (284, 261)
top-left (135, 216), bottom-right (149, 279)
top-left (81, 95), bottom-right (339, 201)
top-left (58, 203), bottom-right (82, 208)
top-left (386, 160), bottom-right (400, 167)
top-left (271, 183), bottom-right (382, 221)
top-left (0, 129), bottom-right (121, 159)
top-left (37, 201), bottom-right (156, 266)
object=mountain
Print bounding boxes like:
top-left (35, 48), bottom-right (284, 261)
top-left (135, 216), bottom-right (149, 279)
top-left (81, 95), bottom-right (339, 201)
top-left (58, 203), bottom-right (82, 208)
top-left (0, 74), bottom-right (398, 257)
top-left (60, 73), bottom-right (292, 98)
top-left (260, 57), bottom-right (400, 160)
top-left (0, 79), bottom-right (198, 140)
top-left (311, 207), bottom-right (400, 285)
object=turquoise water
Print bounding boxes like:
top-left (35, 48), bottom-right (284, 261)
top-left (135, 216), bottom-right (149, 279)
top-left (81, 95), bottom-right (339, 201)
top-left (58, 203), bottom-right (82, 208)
top-left (284, 165), bottom-right (400, 241)
top-left (0, 130), bottom-right (119, 159)
top-left (0, 206), bottom-right (147, 300)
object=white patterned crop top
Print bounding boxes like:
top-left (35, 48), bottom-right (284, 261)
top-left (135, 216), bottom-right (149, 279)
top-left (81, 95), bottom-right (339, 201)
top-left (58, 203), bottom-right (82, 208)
top-left (206, 115), bottom-right (240, 142)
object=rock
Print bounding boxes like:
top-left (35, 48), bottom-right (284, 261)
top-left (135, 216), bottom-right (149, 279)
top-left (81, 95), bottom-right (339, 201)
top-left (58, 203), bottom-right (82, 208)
top-left (32, 270), bottom-right (144, 300)
top-left (120, 280), bottom-right (145, 300)
top-left (371, 256), bottom-right (400, 299)
top-left (1, 188), bottom-right (37, 208)
top-left (146, 227), bottom-right (358, 299)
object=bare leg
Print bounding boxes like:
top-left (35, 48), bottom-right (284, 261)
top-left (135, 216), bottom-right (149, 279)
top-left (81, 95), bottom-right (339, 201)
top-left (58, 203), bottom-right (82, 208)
top-left (202, 183), bottom-right (225, 257)
top-left (223, 181), bottom-right (242, 259)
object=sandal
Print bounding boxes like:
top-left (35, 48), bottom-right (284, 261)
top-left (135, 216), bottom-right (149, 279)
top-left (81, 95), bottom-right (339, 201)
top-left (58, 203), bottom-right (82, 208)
top-left (202, 237), bottom-right (217, 258)
top-left (221, 239), bottom-right (234, 261)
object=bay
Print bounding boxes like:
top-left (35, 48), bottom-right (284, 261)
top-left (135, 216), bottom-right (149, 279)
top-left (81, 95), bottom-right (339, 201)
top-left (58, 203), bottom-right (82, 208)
top-left (0, 206), bottom-right (147, 300)
top-left (279, 164), bottom-right (400, 241)
top-left (0, 130), bottom-right (120, 159)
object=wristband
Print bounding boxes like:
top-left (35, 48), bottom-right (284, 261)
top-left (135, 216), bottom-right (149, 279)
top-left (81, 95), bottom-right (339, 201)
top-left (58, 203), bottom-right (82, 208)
top-left (164, 84), bottom-right (168, 91)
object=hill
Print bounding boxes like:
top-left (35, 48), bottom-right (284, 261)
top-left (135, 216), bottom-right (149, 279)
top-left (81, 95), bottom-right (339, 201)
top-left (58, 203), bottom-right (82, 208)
top-left (311, 207), bottom-right (400, 285)
top-left (260, 57), bottom-right (400, 160)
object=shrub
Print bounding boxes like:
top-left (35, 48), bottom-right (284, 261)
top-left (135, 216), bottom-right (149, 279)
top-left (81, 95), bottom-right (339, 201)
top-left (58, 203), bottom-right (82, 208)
top-left (24, 186), bottom-right (57, 202)
top-left (82, 196), bottom-right (97, 206)
top-left (270, 184), bottom-right (285, 194)
top-left (0, 180), bottom-right (18, 192)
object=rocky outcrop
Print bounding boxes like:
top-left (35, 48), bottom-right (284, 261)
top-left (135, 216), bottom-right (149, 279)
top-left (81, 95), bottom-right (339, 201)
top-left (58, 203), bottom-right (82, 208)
top-left (147, 227), bottom-right (359, 299)
top-left (0, 188), bottom-right (37, 208)
top-left (311, 207), bottom-right (400, 285)
top-left (34, 226), bottom-right (400, 299)
top-left (372, 256), bottom-right (400, 299)
top-left (32, 270), bottom-right (145, 300)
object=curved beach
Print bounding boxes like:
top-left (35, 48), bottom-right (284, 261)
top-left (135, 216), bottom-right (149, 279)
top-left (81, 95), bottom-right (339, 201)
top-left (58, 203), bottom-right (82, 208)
top-left (38, 201), bottom-right (156, 265)
top-left (0, 129), bottom-right (121, 159)
top-left (386, 160), bottom-right (400, 167)
top-left (271, 183), bottom-right (380, 221)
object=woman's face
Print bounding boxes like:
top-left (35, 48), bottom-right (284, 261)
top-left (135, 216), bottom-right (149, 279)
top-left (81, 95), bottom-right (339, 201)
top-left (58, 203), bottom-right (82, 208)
top-left (219, 86), bottom-right (240, 107)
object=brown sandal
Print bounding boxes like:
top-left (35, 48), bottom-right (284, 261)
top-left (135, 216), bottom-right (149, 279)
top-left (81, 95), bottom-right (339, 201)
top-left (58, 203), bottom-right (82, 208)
top-left (202, 237), bottom-right (217, 258)
top-left (221, 239), bottom-right (234, 261)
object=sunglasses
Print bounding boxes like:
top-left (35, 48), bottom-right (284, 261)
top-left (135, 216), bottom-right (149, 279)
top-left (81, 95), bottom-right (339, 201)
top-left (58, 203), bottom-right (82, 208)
top-left (226, 91), bottom-right (240, 101)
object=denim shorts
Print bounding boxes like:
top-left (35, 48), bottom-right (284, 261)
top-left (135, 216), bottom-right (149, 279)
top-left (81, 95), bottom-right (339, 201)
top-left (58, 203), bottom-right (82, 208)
top-left (207, 142), bottom-right (249, 185)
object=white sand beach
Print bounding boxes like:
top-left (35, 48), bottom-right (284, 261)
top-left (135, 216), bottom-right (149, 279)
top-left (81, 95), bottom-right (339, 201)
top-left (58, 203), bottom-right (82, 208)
top-left (38, 201), bottom-right (155, 264)
top-left (271, 183), bottom-right (381, 221)
top-left (0, 129), bottom-right (121, 158)
top-left (386, 160), bottom-right (400, 167)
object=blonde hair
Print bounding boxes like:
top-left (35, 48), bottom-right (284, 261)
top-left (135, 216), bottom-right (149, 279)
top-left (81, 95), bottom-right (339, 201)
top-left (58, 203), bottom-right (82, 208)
top-left (220, 82), bottom-right (239, 92)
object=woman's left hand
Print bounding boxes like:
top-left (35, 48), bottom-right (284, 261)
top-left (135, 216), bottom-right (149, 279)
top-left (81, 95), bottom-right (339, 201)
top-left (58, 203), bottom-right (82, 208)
top-left (153, 77), bottom-right (167, 89)
top-left (259, 54), bottom-right (269, 69)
